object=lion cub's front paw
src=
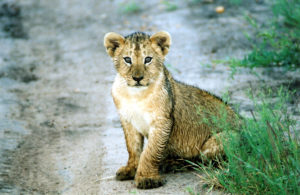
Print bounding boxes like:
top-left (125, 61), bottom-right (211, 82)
top-left (135, 175), bottom-right (165, 189)
top-left (116, 166), bottom-right (136, 181)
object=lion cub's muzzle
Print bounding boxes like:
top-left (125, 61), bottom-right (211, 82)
top-left (132, 76), bottom-right (144, 86)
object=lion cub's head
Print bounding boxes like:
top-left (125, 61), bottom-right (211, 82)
top-left (104, 31), bottom-right (171, 87)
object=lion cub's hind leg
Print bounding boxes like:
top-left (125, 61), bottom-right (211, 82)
top-left (201, 132), bottom-right (225, 159)
top-left (116, 120), bottom-right (144, 181)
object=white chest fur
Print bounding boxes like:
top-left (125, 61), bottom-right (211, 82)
top-left (112, 74), bottom-right (154, 137)
top-left (119, 98), bottom-right (152, 137)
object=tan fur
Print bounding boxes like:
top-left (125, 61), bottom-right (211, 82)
top-left (104, 31), bottom-right (238, 189)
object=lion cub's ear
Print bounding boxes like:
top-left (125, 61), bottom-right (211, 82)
top-left (150, 31), bottom-right (171, 56)
top-left (104, 32), bottom-right (125, 57)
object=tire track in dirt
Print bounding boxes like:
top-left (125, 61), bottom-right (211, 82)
top-left (1, 0), bottom-right (118, 194)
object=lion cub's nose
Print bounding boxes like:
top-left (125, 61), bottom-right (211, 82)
top-left (132, 76), bottom-right (144, 82)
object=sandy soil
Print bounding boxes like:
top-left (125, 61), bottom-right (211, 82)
top-left (0, 0), bottom-right (299, 194)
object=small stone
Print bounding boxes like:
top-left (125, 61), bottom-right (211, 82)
top-left (215, 6), bottom-right (225, 14)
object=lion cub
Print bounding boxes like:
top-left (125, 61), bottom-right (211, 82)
top-left (104, 31), bottom-right (237, 189)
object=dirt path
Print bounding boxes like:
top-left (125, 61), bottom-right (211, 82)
top-left (1, 0), bottom-right (299, 194)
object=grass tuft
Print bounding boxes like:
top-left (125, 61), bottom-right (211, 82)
top-left (192, 87), bottom-right (300, 194)
top-left (120, 1), bottom-right (141, 14)
top-left (228, 0), bottom-right (242, 5)
top-left (230, 0), bottom-right (300, 70)
top-left (162, 0), bottom-right (178, 11)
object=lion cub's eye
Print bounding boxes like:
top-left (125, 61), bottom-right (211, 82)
top-left (144, 56), bottom-right (152, 64)
top-left (123, 57), bottom-right (132, 64)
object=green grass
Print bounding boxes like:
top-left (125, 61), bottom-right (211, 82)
top-left (162, 0), bottom-right (178, 11)
top-left (185, 186), bottom-right (199, 195)
top-left (191, 87), bottom-right (300, 194)
top-left (273, 0), bottom-right (300, 28)
top-left (228, 0), bottom-right (242, 5)
top-left (190, 0), bottom-right (241, 5)
top-left (188, 1), bottom-right (300, 193)
top-left (120, 1), bottom-right (141, 14)
top-left (230, 0), bottom-right (300, 70)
